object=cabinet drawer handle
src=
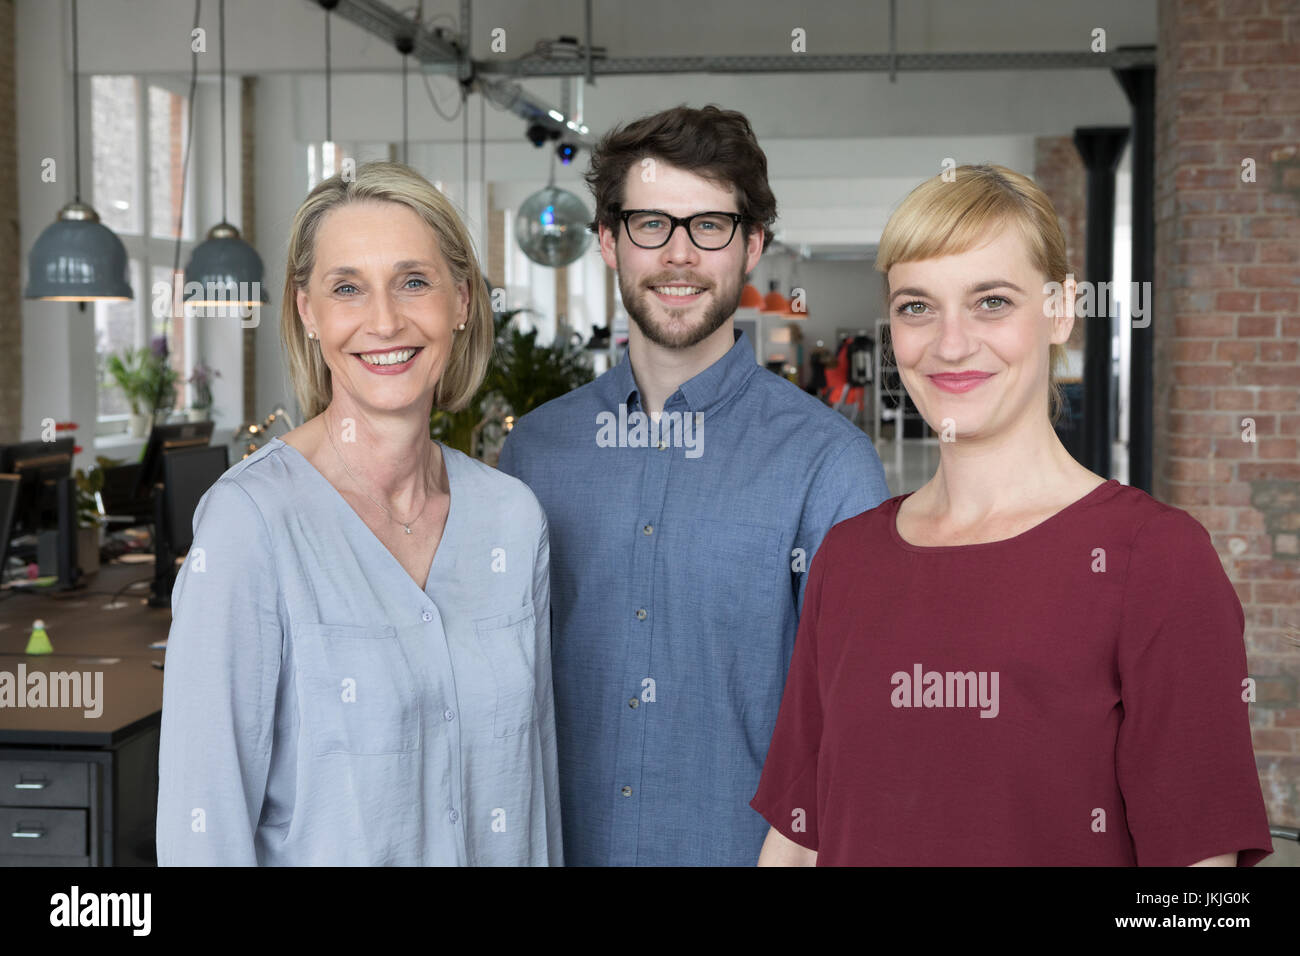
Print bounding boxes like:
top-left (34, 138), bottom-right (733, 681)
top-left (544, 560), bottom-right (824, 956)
top-left (11, 828), bottom-right (46, 839)
top-left (14, 780), bottom-right (49, 790)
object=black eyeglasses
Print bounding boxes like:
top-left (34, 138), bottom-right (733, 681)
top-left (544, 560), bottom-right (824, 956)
top-left (618, 209), bottom-right (746, 251)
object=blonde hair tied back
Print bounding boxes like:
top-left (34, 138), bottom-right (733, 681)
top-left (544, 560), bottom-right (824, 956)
top-left (280, 160), bottom-right (494, 421)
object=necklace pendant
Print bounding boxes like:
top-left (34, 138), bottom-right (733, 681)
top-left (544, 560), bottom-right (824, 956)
top-left (403, 525), bottom-right (412, 534)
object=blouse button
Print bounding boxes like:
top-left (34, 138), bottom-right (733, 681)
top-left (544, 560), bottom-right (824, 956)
top-left (421, 610), bottom-right (433, 622)
top-left (449, 809), bottom-right (459, 823)
top-left (444, 709), bottom-right (455, 721)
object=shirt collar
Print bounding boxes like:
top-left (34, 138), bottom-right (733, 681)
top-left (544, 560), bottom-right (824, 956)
top-left (600, 328), bottom-right (759, 417)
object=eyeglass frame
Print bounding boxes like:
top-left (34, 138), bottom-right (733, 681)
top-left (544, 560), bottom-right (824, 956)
top-left (616, 208), bottom-right (749, 251)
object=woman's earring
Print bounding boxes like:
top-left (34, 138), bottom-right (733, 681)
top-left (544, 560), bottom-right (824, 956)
top-left (455, 322), bottom-right (466, 331)
top-left (307, 330), bottom-right (317, 340)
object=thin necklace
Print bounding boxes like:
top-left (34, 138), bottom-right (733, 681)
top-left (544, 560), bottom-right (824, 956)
top-left (324, 414), bottom-right (432, 535)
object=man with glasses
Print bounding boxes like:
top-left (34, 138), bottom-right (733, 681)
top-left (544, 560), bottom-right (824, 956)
top-left (499, 105), bottom-right (889, 866)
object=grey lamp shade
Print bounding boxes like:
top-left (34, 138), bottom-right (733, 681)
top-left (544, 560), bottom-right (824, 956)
top-left (183, 222), bottom-right (270, 306)
top-left (25, 201), bottom-right (133, 301)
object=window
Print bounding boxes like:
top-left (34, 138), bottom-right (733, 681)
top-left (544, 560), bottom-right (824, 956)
top-left (91, 76), bottom-right (198, 433)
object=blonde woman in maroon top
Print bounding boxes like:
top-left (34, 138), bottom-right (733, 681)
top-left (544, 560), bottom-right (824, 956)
top-left (751, 164), bottom-right (1273, 866)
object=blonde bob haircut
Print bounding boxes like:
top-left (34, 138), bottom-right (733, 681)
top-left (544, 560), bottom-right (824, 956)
top-left (280, 160), bottom-right (493, 420)
top-left (875, 163), bottom-right (1069, 425)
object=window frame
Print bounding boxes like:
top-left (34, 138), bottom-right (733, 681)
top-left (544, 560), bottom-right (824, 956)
top-left (92, 73), bottom-right (201, 436)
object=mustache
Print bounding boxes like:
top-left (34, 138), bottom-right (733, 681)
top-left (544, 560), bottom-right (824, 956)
top-left (643, 275), bottom-right (711, 288)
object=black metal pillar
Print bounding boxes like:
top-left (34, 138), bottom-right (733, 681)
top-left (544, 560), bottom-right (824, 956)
top-left (1115, 52), bottom-right (1156, 494)
top-left (1073, 126), bottom-right (1129, 480)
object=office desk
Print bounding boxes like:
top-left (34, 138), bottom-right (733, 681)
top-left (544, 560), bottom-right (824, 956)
top-left (0, 562), bottom-right (169, 866)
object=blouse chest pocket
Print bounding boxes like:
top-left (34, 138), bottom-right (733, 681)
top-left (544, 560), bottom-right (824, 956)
top-left (473, 605), bottom-right (538, 738)
top-left (295, 623), bottom-right (421, 756)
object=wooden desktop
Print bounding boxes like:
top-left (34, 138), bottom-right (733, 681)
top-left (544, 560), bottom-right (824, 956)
top-left (0, 560), bottom-right (168, 866)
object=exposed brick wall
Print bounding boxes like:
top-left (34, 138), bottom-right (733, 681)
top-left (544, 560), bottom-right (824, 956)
top-left (1034, 135), bottom-right (1088, 352)
top-left (0, 0), bottom-right (19, 443)
top-left (1155, 0), bottom-right (1300, 828)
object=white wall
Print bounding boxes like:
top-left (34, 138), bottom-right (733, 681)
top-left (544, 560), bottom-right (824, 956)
top-left (16, 0), bottom-right (1146, 437)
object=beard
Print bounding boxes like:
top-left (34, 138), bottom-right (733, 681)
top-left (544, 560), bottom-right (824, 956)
top-left (618, 255), bottom-right (747, 350)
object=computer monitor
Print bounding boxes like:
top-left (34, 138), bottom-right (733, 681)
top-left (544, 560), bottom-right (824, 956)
top-left (161, 445), bottom-right (229, 554)
top-left (0, 437), bottom-right (75, 536)
top-left (0, 473), bottom-right (19, 581)
top-left (97, 461), bottom-right (152, 529)
top-left (134, 421), bottom-right (215, 500)
top-left (149, 444), bottom-right (229, 606)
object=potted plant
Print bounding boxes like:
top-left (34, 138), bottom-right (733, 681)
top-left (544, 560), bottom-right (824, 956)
top-left (107, 347), bottom-right (180, 436)
top-left (185, 362), bottom-right (221, 422)
top-left (430, 307), bottom-right (594, 461)
top-left (71, 456), bottom-right (123, 576)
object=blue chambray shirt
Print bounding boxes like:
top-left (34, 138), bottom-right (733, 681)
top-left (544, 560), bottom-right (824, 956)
top-left (156, 437), bottom-right (562, 866)
top-left (498, 329), bottom-right (889, 865)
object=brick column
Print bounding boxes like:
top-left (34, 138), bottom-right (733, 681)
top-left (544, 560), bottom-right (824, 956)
top-left (1034, 135), bottom-right (1088, 351)
top-left (1155, 0), bottom-right (1300, 827)
top-left (0, 0), bottom-right (20, 443)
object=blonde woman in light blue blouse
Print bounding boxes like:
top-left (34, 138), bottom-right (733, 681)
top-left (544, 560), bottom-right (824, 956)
top-left (156, 161), bottom-right (561, 866)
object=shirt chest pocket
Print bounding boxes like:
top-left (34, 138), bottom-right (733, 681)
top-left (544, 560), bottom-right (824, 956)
top-left (473, 605), bottom-right (537, 738)
top-left (692, 518), bottom-right (786, 628)
top-left (295, 623), bottom-right (421, 756)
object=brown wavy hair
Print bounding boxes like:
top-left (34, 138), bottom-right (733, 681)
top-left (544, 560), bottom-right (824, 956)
top-left (585, 104), bottom-right (777, 251)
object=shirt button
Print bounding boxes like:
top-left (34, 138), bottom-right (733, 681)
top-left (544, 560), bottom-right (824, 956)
top-left (449, 809), bottom-right (459, 823)
top-left (657, 441), bottom-right (668, 451)
top-left (635, 608), bottom-right (647, 621)
top-left (620, 786), bottom-right (633, 797)
top-left (642, 524), bottom-right (653, 535)
top-left (628, 697), bottom-right (639, 709)
top-left (421, 610), bottom-right (433, 622)
top-left (444, 709), bottom-right (455, 721)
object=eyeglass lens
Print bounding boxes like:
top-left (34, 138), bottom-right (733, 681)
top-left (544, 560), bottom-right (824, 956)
top-left (625, 212), bottom-right (737, 249)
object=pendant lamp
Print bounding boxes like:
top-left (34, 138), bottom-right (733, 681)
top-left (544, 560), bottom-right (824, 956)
top-left (184, 0), bottom-right (267, 312)
top-left (739, 283), bottom-right (763, 309)
top-left (25, 0), bottom-right (132, 304)
top-left (759, 280), bottom-right (790, 314)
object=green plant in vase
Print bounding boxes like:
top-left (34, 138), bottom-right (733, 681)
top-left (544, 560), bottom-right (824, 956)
top-left (107, 347), bottom-right (180, 435)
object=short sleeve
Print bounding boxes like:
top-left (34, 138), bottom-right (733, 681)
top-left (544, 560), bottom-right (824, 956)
top-left (1115, 510), bottom-right (1274, 867)
top-left (750, 534), bottom-right (830, 853)
top-left (156, 478), bottom-right (283, 866)
top-left (793, 435), bottom-right (889, 615)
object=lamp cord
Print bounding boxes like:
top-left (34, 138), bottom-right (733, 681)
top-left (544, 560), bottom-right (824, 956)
top-left (219, 0), bottom-right (226, 224)
top-left (71, 0), bottom-right (80, 203)
top-left (324, 6), bottom-right (331, 143)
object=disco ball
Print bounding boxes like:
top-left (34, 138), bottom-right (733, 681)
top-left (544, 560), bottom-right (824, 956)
top-left (515, 186), bottom-right (592, 267)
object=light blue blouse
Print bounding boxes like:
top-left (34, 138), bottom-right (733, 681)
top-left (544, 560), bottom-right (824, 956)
top-left (156, 436), bottom-right (562, 866)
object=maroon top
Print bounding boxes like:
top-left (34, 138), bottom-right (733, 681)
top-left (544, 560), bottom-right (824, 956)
top-left (751, 480), bottom-right (1274, 866)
